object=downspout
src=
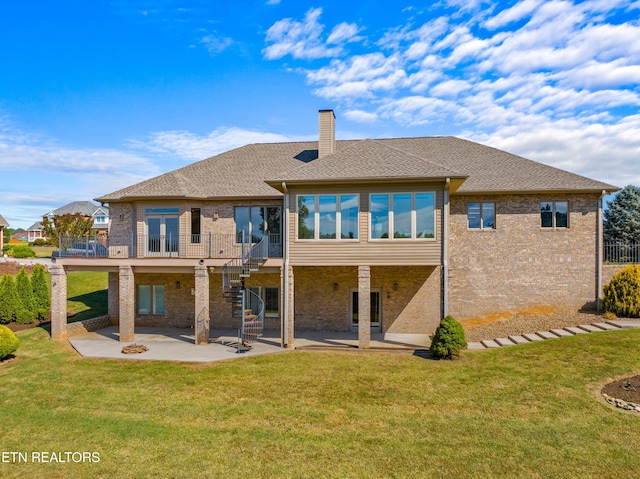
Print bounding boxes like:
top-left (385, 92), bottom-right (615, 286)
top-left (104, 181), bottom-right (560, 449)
top-left (597, 190), bottom-right (606, 313)
top-left (281, 182), bottom-right (289, 348)
top-left (443, 178), bottom-right (450, 319)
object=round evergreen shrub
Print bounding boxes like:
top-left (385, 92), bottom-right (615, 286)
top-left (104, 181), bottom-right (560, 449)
top-left (430, 315), bottom-right (467, 359)
top-left (602, 265), bottom-right (640, 318)
top-left (0, 325), bottom-right (19, 360)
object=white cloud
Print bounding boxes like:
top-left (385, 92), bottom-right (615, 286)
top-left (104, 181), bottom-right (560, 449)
top-left (484, 0), bottom-right (544, 29)
top-left (133, 127), bottom-right (308, 161)
top-left (327, 22), bottom-right (363, 44)
top-left (344, 109), bottom-right (379, 123)
top-left (201, 32), bottom-right (232, 54)
top-left (263, 8), bottom-right (344, 60)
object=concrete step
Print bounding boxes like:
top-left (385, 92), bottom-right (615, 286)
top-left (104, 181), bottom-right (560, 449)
top-left (577, 324), bottom-right (602, 333)
top-left (495, 337), bottom-right (516, 346)
top-left (606, 320), bottom-right (640, 329)
top-left (508, 335), bottom-right (529, 344)
top-left (550, 329), bottom-right (573, 337)
top-left (467, 342), bottom-right (486, 350)
top-left (523, 333), bottom-right (544, 342)
top-left (564, 326), bottom-right (590, 335)
top-left (481, 339), bottom-right (501, 348)
top-left (592, 322), bottom-right (619, 331)
top-left (536, 331), bottom-right (557, 340)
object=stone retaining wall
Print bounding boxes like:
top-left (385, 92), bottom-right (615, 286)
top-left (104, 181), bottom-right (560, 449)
top-left (66, 316), bottom-right (114, 337)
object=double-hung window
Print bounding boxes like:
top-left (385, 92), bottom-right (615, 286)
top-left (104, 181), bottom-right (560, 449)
top-left (297, 195), bottom-right (359, 240)
top-left (138, 285), bottom-right (165, 315)
top-left (468, 203), bottom-right (495, 230)
top-left (541, 201), bottom-right (568, 228)
top-left (370, 192), bottom-right (435, 240)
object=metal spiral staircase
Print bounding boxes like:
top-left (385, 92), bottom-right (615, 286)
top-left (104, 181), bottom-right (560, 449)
top-left (222, 232), bottom-right (268, 349)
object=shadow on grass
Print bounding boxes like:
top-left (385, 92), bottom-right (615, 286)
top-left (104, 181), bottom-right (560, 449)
top-left (68, 290), bottom-right (108, 323)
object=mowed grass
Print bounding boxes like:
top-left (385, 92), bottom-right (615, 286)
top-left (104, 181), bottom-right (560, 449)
top-left (1, 328), bottom-right (639, 478)
top-left (65, 271), bottom-right (108, 322)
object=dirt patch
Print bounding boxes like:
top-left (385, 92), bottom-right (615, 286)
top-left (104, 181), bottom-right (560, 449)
top-left (0, 261), bottom-right (47, 276)
top-left (5, 320), bottom-right (50, 332)
top-left (602, 375), bottom-right (640, 405)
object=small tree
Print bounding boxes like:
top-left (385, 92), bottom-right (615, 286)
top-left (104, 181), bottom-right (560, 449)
top-left (604, 185), bottom-right (640, 245)
top-left (430, 315), bottom-right (468, 359)
top-left (31, 264), bottom-right (50, 321)
top-left (42, 213), bottom-right (94, 247)
top-left (0, 275), bottom-right (20, 324)
top-left (0, 325), bottom-right (19, 360)
top-left (602, 265), bottom-right (640, 318)
top-left (15, 267), bottom-right (35, 324)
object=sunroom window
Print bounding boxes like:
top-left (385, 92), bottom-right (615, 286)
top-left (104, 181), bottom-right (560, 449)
top-left (297, 195), bottom-right (359, 240)
top-left (370, 192), bottom-right (435, 240)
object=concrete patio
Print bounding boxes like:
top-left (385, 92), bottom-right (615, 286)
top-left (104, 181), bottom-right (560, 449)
top-left (67, 326), bottom-right (431, 362)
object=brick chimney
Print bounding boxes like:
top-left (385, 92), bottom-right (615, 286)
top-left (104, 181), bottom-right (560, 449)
top-left (318, 109), bottom-right (336, 158)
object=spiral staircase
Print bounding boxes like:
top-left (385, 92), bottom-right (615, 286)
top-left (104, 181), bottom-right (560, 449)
top-left (221, 232), bottom-right (268, 349)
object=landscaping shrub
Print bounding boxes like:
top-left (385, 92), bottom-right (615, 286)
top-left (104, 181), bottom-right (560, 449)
top-left (31, 264), bottom-right (50, 320)
top-left (430, 315), bottom-right (467, 359)
top-left (15, 308), bottom-right (35, 325)
top-left (0, 325), bottom-right (19, 360)
top-left (602, 265), bottom-right (640, 318)
top-left (4, 244), bottom-right (35, 258)
top-left (0, 275), bottom-right (20, 323)
top-left (15, 267), bottom-right (34, 313)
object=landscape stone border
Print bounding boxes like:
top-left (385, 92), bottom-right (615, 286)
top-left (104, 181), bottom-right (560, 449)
top-left (601, 393), bottom-right (640, 413)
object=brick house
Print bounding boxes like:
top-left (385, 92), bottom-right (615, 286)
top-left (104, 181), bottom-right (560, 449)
top-left (0, 214), bottom-right (8, 252)
top-left (49, 110), bottom-right (617, 348)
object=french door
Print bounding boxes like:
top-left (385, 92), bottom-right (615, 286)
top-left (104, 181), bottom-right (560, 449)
top-left (350, 289), bottom-right (381, 332)
top-left (147, 215), bottom-right (179, 256)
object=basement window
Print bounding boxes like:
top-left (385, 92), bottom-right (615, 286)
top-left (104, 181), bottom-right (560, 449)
top-left (468, 203), bottom-right (495, 230)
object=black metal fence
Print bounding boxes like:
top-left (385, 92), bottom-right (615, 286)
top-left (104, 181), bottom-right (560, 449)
top-left (604, 244), bottom-right (640, 264)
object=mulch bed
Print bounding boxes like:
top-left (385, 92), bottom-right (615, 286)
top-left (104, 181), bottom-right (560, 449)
top-left (5, 320), bottom-right (50, 332)
top-left (602, 375), bottom-right (640, 405)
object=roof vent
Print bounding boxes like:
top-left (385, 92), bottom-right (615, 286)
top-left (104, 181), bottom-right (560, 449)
top-left (318, 109), bottom-right (336, 158)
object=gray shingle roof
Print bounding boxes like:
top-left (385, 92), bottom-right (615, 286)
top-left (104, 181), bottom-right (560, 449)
top-left (0, 215), bottom-right (9, 227)
top-left (45, 201), bottom-right (108, 217)
top-left (96, 136), bottom-right (617, 202)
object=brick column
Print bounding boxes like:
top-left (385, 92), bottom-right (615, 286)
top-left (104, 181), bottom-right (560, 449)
top-left (50, 265), bottom-right (67, 340)
top-left (358, 265), bottom-right (371, 349)
top-left (118, 265), bottom-right (135, 342)
top-left (286, 265), bottom-right (295, 348)
top-left (194, 264), bottom-right (210, 345)
top-left (108, 272), bottom-right (119, 322)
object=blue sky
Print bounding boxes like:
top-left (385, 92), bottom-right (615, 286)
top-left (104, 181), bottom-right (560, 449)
top-left (1, 0), bottom-right (638, 229)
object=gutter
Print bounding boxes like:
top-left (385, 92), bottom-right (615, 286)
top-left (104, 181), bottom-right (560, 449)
top-left (281, 181), bottom-right (290, 348)
top-left (597, 189), bottom-right (606, 312)
top-left (443, 178), bottom-right (450, 319)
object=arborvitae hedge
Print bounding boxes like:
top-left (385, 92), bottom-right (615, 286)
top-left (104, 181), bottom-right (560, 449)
top-left (31, 264), bottom-right (50, 321)
top-left (602, 265), bottom-right (640, 318)
top-left (15, 267), bottom-right (34, 315)
top-left (0, 275), bottom-right (20, 324)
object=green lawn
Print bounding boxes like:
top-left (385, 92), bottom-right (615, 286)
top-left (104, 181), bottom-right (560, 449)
top-left (66, 271), bottom-right (108, 322)
top-left (1, 328), bottom-right (639, 478)
top-left (31, 245), bottom-right (55, 258)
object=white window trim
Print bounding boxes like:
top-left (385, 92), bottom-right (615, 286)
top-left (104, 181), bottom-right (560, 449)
top-left (296, 194), bottom-right (360, 241)
top-left (368, 192), bottom-right (437, 241)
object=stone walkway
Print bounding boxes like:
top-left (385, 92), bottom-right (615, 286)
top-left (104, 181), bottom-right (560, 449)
top-left (466, 319), bottom-right (640, 349)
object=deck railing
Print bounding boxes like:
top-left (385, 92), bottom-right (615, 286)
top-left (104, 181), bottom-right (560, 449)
top-left (604, 243), bottom-right (640, 264)
top-left (54, 233), bottom-right (283, 259)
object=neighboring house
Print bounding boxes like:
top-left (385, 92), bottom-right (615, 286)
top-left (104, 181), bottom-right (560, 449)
top-left (27, 222), bottom-right (45, 242)
top-left (10, 232), bottom-right (27, 242)
top-left (49, 110), bottom-right (618, 349)
top-left (0, 214), bottom-right (8, 252)
top-left (43, 201), bottom-right (110, 236)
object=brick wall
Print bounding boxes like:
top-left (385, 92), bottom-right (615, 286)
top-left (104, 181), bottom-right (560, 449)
top-left (448, 193), bottom-right (600, 323)
top-left (67, 316), bottom-right (114, 337)
top-left (293, 265), bottom-right (441, 333)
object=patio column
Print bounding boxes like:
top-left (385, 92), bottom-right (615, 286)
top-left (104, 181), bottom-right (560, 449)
top-left (286, 265), bottom-right (295, 348)
top-left (358, 265), bottom-right (371, 349)
top-left (119, 265), bottom-right (135, 342)
top-left (50, 265), bottom-right (67, 340)
top-left (194, 264), bottom-right (210, 345)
